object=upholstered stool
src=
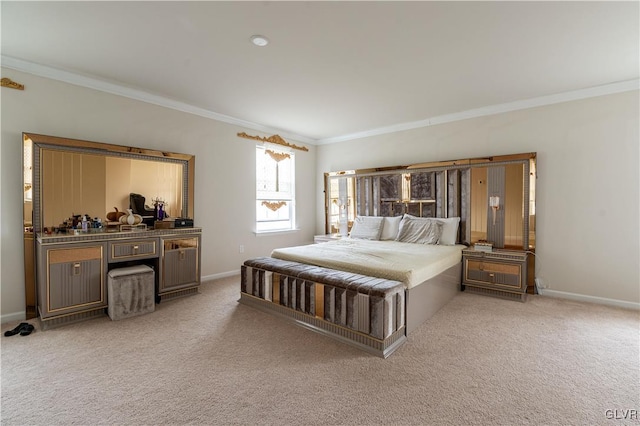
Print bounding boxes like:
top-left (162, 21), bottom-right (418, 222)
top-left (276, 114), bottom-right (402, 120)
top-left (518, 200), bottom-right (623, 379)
top-left (107, 265), bottom-right (155, 320)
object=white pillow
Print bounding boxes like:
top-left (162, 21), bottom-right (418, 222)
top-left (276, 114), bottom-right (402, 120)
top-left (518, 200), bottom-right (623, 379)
top-left (395, 215), bottom-right (442, 245)
top-left (349, 216), bottom-right (384, 240)
top-left (435, 217), bottom-right (461, 245)
top-left (380, 216), bottom-right (402, 240)
top-left (399, 214), bottom-right (460, 245)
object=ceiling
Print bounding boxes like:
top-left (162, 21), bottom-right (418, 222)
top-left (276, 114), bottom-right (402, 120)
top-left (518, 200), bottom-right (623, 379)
top-left (2, 1), bottom-right (638, 144)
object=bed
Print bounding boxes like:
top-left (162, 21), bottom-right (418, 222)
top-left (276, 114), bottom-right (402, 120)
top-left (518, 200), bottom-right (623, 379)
top-left (239, 154), bottom-right (536, 356)
top-left (239, 215), bottom-right (464, 357)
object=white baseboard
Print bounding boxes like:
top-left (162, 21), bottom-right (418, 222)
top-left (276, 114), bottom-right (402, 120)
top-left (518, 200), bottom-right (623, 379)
top-left (1, 311), bottom-right (27, 325)
top-left (201, 270), bottom-right (240, 282)
top-left (540, 289), bottom-right (640, 310)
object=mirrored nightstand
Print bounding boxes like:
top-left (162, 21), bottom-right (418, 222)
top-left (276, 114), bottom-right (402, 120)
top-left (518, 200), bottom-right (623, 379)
top-left (462, 248), bottom-right (533, 302)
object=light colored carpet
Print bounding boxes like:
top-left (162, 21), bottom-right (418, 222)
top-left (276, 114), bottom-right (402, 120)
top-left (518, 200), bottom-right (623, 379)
top-left (1, 276), bottom-right (638, 425)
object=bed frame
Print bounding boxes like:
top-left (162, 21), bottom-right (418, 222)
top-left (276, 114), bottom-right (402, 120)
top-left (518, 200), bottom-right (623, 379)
top-left (405, 262), bottom-right (461, 334)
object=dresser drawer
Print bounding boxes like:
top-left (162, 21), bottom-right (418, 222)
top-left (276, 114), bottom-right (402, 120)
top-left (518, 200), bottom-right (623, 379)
top-left (466, 260), bottom-right (520, 276)
top-left (109, 239), bottom-right (159, 262)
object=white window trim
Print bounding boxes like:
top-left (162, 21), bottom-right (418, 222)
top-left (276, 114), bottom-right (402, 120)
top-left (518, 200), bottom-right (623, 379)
top-left (253, 228), bottom-right (300, 236)
top-left (255, 143), bottom-right (296, 233)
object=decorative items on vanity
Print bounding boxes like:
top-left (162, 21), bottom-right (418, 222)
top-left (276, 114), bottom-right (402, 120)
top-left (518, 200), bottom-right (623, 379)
top-left (106, 207), bottom-right (126, 222)
top-left (118, 209), bottom-right (146, 231)
top-left (152, 197), bottom-right (166, 220)
top-left (120, 209), bottom-right (143, 225)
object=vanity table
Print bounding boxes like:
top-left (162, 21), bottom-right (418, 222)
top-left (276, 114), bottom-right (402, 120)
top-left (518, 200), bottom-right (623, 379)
top-left (36, 228), bottom-right (201, 328)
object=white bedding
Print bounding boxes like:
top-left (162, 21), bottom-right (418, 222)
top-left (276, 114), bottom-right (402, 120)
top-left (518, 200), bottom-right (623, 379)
top-left (271, 239), bottom-right (464, 289)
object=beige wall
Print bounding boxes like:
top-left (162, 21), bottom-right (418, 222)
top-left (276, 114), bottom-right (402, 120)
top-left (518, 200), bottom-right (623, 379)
top-left (316, 91), bottom-right (640, 305)
top-left (1, 68), bottom-right (316, 321)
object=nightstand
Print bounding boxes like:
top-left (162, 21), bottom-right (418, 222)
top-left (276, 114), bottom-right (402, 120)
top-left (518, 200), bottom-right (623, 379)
top-left (313, 234), bottom-right (343, 243)
top-left (462, 248), bottom-right (532, 302)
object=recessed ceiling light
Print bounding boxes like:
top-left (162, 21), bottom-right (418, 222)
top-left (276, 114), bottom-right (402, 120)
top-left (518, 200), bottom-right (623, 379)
top-left (251, 35), bottom-right (269, 47)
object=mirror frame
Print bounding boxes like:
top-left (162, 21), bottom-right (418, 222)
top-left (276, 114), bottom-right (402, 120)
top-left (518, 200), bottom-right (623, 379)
top-left (23, 133), bottom-right (195, 234)
top-left (324, 152), bottom-right (536, 250)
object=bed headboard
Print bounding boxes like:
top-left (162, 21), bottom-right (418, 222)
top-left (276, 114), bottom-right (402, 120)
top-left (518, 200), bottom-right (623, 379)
top-left (324, 152), bottom-right (536, 250)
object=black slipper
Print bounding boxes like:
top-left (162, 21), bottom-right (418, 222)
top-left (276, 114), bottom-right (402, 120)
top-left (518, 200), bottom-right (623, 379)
top-left (19, 324), bottom-right (35, 336)
top-left (4, 322), bottom-right (29, 337)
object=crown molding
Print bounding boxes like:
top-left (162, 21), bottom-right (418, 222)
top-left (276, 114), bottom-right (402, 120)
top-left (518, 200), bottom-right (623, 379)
top-left (316, 79), bottom-right (640, 145)
top-left (0, 55), bottom-right (317, 145)
top-left (3, 55), bottom-right (637, 146)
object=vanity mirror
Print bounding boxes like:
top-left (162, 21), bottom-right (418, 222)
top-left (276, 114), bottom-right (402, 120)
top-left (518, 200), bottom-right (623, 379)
top-left (23, 133), bottom-right (196, 319)
top-left (24, 133), bottom-right (194, 233)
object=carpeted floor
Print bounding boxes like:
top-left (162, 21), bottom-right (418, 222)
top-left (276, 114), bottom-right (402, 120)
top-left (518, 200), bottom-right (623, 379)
top-left (1, 276), bottom-right (639, 425)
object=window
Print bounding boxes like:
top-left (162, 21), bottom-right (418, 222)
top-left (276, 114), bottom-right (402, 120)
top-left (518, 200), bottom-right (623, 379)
top-left (256, 145), bottom-right (295, 232)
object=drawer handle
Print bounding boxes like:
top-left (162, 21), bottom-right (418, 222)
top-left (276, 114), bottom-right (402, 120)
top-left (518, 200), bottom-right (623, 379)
top-left (488, 273), bottom-right (495, 277)
top-left (132, 245), bottom-right (139, 254)
top-left (179, 250), bottom-right (185, 260)
top-left (73, 262), bottom-right (81, 275)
